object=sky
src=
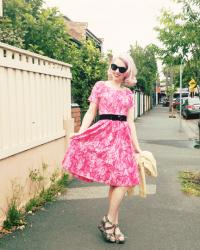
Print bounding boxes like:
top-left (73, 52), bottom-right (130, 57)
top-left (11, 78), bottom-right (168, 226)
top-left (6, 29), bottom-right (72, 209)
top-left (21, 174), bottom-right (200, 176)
top-left (44, 0), bottom-right (181, 55)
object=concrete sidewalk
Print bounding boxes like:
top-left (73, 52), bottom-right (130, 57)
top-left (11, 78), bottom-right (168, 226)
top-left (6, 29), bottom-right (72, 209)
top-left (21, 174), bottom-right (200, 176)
top-left (1, 106), bottom-right (200, 250)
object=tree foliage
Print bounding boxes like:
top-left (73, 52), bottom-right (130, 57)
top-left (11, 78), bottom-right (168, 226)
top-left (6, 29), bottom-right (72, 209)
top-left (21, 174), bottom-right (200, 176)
top-left (66, 41), bottom-right (108, 108)
top-left (1, 0), bottom-right (70, 58)
top-left (155, 0), bottom-right (200, 86)
top-left (130, 43), bottom-right (158, 94)
top-left (0, 0), bottom-right (107, 108)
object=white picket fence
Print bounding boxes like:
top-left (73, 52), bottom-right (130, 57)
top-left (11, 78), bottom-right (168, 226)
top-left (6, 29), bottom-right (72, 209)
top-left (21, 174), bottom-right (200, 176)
top-left (0, 42), bottom-right (152, 160)
top-left (134, 91), bottom-right (151, 119)
top-left (0, 42), bottom-right (72, 159)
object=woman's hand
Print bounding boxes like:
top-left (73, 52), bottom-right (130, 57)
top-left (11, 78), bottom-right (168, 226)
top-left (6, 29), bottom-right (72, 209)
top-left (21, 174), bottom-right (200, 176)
top-left (135, 148), bottom-right (142, 154)
top-left (69, 131), bottom-right (82, 138)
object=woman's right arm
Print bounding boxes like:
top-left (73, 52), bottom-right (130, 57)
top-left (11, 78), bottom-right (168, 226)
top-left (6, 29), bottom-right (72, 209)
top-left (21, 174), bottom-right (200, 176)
top-left (78, 102), bottom-right (98, 133)
top-left (127, 106), bottom-right (142, 153)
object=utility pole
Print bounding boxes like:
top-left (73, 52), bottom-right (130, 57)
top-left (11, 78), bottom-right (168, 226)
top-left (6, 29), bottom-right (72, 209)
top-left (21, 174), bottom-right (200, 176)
top-left (170, 68), bottom-right (173, 111)
top-left (179, 58), bottom-right (184, 132)
top-left (168, 67), bottom-right (176, 118)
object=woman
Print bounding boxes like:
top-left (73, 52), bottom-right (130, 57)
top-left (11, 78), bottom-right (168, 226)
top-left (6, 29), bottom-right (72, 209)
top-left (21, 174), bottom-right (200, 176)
top-left (62, 54), bottom-right (142, 244)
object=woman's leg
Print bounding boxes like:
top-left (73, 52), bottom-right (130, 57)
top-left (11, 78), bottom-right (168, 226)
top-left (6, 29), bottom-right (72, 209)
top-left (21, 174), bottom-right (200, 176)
top-left (109, 186), bottom-right (129, 242)
top-left (107, 186), bottom-right (129, 222)
top-left (99, 186), bottom-right (128, 243)
top-left (108, 186), bottom-right (119, 224)
top-left (108, 185), bottom-right (115, 202)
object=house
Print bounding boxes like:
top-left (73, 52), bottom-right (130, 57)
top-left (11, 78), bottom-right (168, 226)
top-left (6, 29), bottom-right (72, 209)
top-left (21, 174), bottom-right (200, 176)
top-left (63, 16), bottom-right (103, 52)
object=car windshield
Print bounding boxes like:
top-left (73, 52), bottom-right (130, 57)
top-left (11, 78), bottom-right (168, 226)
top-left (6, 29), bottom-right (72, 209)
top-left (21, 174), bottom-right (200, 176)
top-left (188, 98), bottom-right (200, 105)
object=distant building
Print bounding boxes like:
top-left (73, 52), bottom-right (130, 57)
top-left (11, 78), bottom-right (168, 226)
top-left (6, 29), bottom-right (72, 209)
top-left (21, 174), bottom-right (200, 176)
top-left (63, 16), bottom-right (103, 52)
top-left (159, 81), bottom-right (166, 94)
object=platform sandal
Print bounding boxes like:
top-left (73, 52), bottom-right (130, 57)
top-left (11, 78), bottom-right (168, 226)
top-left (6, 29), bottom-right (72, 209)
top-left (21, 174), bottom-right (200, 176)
top-left (114, 223), bottom-right (126, 244)
top-left (97, 215), bottom-right (116, 243)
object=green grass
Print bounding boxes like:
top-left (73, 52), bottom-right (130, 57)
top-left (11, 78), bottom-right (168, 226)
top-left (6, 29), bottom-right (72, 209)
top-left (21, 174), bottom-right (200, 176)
top-left (25, 173), bottom-right (69, 212)
top-left (25, 196), bottom-right (45, 212)
top-left (3, 202), bottom-right (26, 230)
top-left (179, 170), bottom-right (200, 196)
top-left (2, 173), bottom-right (69, 233)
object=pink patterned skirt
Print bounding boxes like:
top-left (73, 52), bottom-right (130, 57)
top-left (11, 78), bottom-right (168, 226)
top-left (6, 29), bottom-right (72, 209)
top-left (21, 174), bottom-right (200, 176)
top-left (62, 119), bottom-right (140, 187)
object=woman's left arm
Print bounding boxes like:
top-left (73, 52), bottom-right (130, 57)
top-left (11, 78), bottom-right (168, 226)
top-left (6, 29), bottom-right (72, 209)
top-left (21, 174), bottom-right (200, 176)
top-left (127, 106), bottom-right (142, 153)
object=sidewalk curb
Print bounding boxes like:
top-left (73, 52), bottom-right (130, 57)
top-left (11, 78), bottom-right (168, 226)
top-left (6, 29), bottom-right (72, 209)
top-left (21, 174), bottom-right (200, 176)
top-left (177, 113), bottom-right (198, 140)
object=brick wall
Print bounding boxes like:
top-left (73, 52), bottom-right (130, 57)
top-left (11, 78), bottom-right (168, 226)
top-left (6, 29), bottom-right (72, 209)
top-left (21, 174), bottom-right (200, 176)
top-left (71, 105), bottom-right (81, 132)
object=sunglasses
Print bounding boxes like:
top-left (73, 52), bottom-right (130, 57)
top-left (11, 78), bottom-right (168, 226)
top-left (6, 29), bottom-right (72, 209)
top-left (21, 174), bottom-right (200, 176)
top-left (111, 64), bottom-right (127, 73)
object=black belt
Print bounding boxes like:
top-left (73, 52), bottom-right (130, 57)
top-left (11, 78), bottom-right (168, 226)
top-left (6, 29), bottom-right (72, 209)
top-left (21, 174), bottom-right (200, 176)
top-left (99, 114), bottom-right (127, 121)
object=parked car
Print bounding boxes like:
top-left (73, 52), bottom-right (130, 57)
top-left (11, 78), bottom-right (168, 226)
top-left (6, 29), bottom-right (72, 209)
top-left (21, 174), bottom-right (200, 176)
top-left (174, 97), bottom-right (188, 110)
top-left (162, 97), bottom-right (170, 107)
top-left (182, 97), bottom-right (200, 119)
top-left (159, 97), bottom-right (165, 105)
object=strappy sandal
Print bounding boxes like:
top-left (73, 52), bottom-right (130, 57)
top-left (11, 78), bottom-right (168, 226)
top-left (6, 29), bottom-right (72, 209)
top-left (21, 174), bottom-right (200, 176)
top-left (97, 215), bottom-right (116, 243)
top-left (114, 224), bottom-right (126, 244)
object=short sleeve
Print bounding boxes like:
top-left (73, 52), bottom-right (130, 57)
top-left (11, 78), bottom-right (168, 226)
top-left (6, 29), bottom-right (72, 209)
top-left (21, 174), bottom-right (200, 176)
top-left (88, 81), bottom-right (100, 105)
top-left (127, 90), bottom-right (135, 109)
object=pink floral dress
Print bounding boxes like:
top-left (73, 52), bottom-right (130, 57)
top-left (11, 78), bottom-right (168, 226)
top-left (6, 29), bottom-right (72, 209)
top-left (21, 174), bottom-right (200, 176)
top-left (62, 81), bottom-right (140, 187)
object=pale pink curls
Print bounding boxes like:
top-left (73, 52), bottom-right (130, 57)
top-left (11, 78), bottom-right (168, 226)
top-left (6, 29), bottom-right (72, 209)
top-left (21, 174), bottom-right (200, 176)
top-left (108, 54), bottom-right (137, 86)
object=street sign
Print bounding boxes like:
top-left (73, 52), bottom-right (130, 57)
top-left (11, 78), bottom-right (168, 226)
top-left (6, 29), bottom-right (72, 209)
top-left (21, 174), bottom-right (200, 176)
top-left (189, 79), bottom-right (197, 92)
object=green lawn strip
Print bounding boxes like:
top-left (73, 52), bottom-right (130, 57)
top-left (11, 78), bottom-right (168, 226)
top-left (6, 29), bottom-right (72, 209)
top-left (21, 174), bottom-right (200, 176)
top-left (0, 173), bottom-right (70, 237)
top-left (25, 172), bottom-right (69, 213)
top-left (179, 170), bottom-right (200, 196)
top-left (2, 201), bottom-right (26, 231)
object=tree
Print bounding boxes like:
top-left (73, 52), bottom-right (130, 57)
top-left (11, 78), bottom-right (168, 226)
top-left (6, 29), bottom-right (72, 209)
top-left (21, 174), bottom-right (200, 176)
top-left (166, 83), bottom-right (177, 117)
top-left (66, 40), bottom-right (108, 108)
top-left (129, 43), bottom-right (158, 94)
top-left (155, 0), bottom-right (200, 85)
top-left (0, 0), bottom-right (71, 59)
top-left (0, 0), bottom-right (108, 108)
top-left (0, 17), bottom-right (24, 46)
